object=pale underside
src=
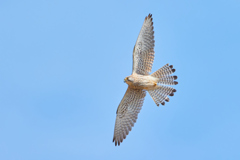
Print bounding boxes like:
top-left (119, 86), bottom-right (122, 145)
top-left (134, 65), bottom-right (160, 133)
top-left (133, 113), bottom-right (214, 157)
top-left (113, 14), bottom-right (177, 146)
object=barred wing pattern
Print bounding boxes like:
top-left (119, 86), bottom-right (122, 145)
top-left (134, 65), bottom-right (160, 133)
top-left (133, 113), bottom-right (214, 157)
top-left (132, 14), bottom-right (155, 75)
top-left (113, 87), bottom-right (146, 146)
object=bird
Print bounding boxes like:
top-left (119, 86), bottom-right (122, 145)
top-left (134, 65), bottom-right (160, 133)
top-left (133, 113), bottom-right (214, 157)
top-left (112, 14), bottom-right (178, 146)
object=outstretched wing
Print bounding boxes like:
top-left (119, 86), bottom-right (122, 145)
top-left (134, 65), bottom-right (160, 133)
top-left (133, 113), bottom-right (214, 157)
top-left (113, 87), bottom-right (146, 146)
top-left (132, 14), bottom-right (155, 75)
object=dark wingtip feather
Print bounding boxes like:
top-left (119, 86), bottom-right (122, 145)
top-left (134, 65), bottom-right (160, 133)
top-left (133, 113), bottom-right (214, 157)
top-left (169, 65), bottom-right (173, 68)
top-left (169, 93), bottom-right (174, 96)
top-left (157, 103), bottom-right (159, 107)
top-left (172, 69), bottom-right (176, 73)
top-left (174, 81), bottom-right (178, 85)
top-left (161, 102), bottom-right (165, 106)
top-left (173, 89), bottom-right (177, 92)
top-left (173, 75), bottom-right (177, 80)
top-left (146, 14), bottom-right (152, 20)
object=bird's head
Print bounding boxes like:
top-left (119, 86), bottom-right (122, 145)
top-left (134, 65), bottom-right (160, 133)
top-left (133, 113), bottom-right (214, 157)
top-left (124, 76), bottom-right (134, 84)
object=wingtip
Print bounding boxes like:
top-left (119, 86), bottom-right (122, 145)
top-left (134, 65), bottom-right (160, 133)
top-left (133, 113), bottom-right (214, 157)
top-left (145, 13), bottom-right (153, 20)
top-left (113, 139), bottom-right (120, 146)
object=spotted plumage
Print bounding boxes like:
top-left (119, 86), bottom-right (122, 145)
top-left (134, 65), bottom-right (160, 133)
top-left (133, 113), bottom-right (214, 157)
top-left (113, 14), bottom-right (178, 146)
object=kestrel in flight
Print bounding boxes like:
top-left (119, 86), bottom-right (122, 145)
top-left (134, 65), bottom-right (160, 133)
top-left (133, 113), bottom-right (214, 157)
top-left (113, 14), bottom-right (178, 146)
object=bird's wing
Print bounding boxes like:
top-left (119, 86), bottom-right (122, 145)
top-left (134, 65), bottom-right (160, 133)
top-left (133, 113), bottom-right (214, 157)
top-left (132, 14), bottom-right (155, 75)
top-left (113, 87), bottom-right (146, 146)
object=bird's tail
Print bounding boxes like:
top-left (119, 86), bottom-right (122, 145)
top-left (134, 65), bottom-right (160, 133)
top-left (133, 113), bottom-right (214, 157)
top-left (151, 63), bottom-right (178, 85)
top-left (148, 86), bottom-right (176, 106)
top-left (149, 64), bottom-right (178, 106)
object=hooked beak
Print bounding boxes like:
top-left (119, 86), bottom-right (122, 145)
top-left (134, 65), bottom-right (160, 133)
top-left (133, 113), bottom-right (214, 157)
top-left (124, 78), bottom-right (127, 83)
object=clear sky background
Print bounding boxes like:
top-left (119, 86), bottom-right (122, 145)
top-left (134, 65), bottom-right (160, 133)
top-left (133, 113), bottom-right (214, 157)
top-left (0, 0), bottom-right (240, 160)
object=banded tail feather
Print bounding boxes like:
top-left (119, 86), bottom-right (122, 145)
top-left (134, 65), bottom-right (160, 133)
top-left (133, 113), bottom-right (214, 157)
top-left (148, 86), bottom-right (176, 106)
top-left (151, 64), bottom-right (178, 85)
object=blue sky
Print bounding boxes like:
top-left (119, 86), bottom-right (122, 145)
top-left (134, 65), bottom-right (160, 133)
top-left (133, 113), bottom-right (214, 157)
top-left (0, 0), bottom-right (240, 159)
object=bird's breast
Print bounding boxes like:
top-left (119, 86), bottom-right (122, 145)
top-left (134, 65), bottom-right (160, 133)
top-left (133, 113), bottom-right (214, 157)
top-left (129, 75), bottom-right (158, 90)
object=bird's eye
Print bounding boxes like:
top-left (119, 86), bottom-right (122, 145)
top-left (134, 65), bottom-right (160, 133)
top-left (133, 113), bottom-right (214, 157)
top-left (127, 77), bottom-right (133, 82)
